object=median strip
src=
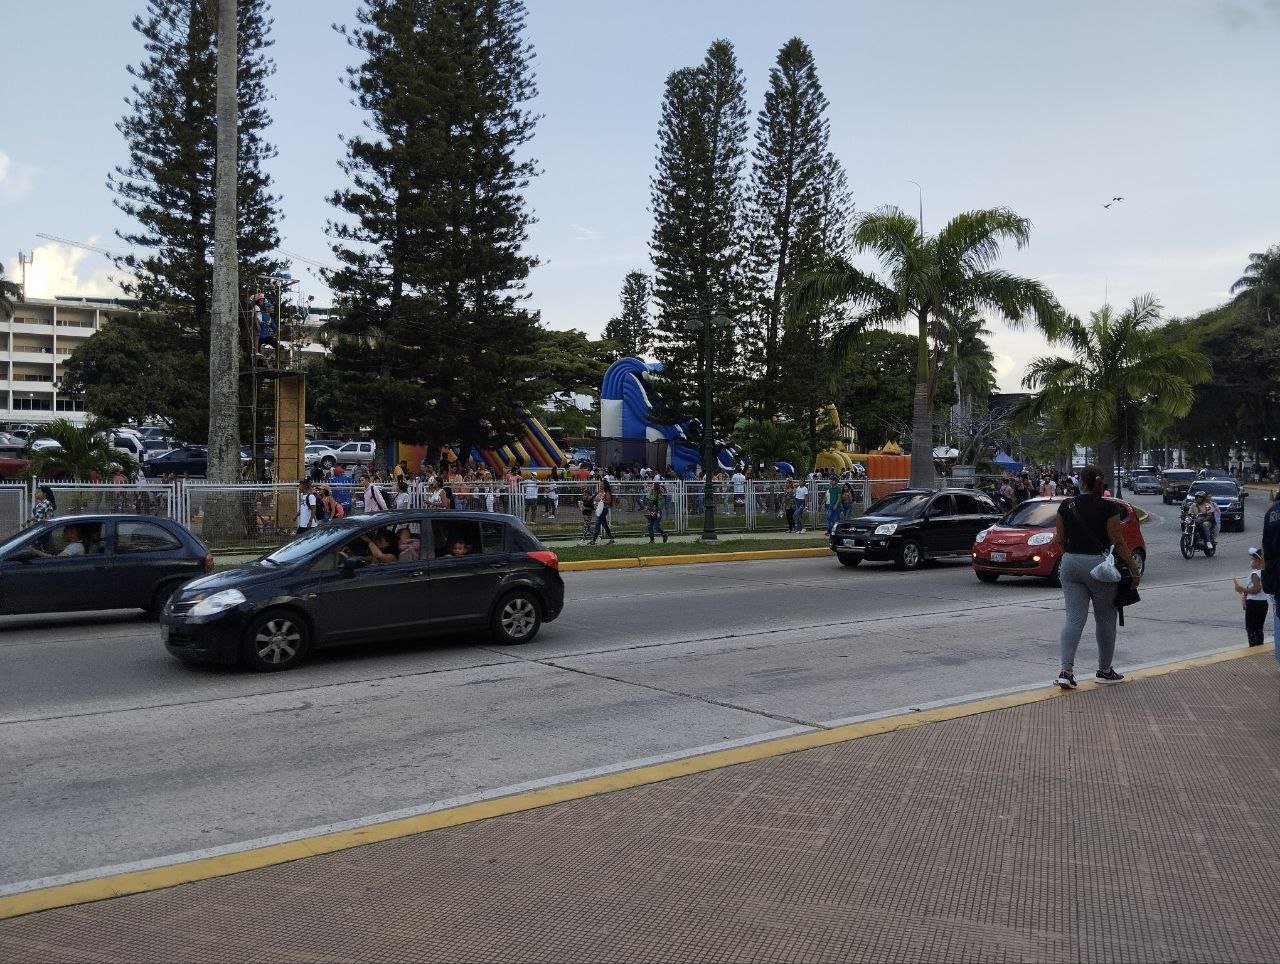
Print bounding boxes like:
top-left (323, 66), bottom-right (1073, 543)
top-left (561, 547), bottom-right (831, 571)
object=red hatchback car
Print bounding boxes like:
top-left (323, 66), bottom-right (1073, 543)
top-left (971, 496), bottom-right (1146, 583)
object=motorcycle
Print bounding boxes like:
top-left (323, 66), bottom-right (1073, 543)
top-left (1179, 510), bottom-right (1217, 559)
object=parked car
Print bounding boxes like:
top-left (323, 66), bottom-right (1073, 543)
top-left (0, 515), bottom-right (211, 615)
top-left (829, 488), bottom-right (1003, 570)
top-left (1161, 468), bottom-right (1197, 505)
top-left (971, 496), bottom-right (1146, 584)
top-left (304, 443), bottom-right (343, 469)
top-left (142, 438), bottom-right (175, 461)
top-left (1183, 481), bottom-right (1248, 532)
top-left (1129, 474), bottom-right (1162, 495)
top-left (333, 440), bottom-right (377, 465)
top-left (0, 444), bottom-right (31, 480)
top-left (162, 511), bottom-right (564, 671)
top-left (142, 445), bottom-right (208, 478)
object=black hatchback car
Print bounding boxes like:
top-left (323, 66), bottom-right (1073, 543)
top-left (830, 488), bottom-right (1004, 570)
top-left (0, 514), bottom-right (212, 615)
top-left (162, 511), bottom-right (565, 671)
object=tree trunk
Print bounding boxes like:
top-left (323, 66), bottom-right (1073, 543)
top-left (909, 384), bottom-right (935, 488)
top-left (207, 0), bottom-right (240, 483)
top-left (1097, 435), bottom-right (1117, 493)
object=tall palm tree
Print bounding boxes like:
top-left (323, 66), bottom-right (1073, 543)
top-left (0, 263), bottom-right (21, 317)
top-left (789, 207), bottom-right (1062, 486)
top-left (25, 417), bottom-right (139, 481)
top-left (1230, 245), bottom-right (1280, 318)
top-left (944, 308), bottom-right (997, 426)
top-left (1021, 296), bottom-right (1211, 488)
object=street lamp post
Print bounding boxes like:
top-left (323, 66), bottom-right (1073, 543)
top-left (679, 311), bottom-right (733, 541)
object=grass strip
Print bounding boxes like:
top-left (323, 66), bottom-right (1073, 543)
top-left (551, 537), bottom-right (827, 563)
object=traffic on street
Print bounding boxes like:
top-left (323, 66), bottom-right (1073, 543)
top-left (0, 487), bottom-right (1262, 893)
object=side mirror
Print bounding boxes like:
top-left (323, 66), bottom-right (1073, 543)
top-left (341, 555), bottom-right (367, 576)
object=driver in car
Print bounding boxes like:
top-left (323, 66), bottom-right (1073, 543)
top-left (31, 524), bottom-right (87, 558)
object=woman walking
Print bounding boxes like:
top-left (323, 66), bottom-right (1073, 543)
top-left (1053, 464), bottom-right (1141, 689)
top-left (30, 485), bottom-right (57, 525)
top-left (589, 479), bottom-right (615, 545)
top-left (644, 480), bottom-right (669, 544)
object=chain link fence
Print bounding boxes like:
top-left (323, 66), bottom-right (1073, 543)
top-left (39, 482), bottom-right (176, 521)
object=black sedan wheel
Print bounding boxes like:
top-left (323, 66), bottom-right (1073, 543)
top-left (894, 539), bottom-right (923, 571)
top-left (491, 590), bottom-right (542, 644)
top-left (241, 609), bottom-right (310, 671)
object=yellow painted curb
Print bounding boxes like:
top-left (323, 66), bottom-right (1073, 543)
top-left (561, 547), bottom-right (830, 572)
top-left (1, 644), bottom-right (1267, 921)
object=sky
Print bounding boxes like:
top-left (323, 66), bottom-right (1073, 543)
top-left (2, 0), bottom-right (1278, 393)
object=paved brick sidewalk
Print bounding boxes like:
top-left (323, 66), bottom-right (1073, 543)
top-left (3, 653), bottom-right (1279, 963)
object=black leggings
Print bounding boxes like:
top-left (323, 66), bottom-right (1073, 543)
top-left (1246, 598), bottom-right (1269, 646)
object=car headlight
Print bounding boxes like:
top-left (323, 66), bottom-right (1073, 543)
top-left (1027, 532), bottom-right (1055, 546)
top-left (873, 523), bottom-right (898, 536)
top-left (189, 588), bottom-right (247, 617)
top-left (975, 529), bottom-right (989, 543)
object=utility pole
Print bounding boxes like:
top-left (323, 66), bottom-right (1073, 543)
top-left (17, 252), bottom-right (33, 299)
top-left (208, 0), bottom-right (240, 482)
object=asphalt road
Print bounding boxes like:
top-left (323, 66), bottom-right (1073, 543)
top-left (0, 490), bottom-right (1265, 891)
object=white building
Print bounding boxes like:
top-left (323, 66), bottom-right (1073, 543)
top-left (0, 295), bottom-right (137, 426)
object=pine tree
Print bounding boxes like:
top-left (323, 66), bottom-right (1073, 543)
top-left (325, 0), bottom-right (543, 466)
top-left (110, 0), bottom-right (280, 336)
top-left (603, 270), bottom-right (652, 357)
top-left (648, 40), bottom-right (749, 437)
top-left (743, 38), bottom-right (849, 419)
top-left (97, 0), bottom-right (280, 441)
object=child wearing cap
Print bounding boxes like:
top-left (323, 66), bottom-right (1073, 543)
top-left (1232, 548), bottom-right (1268, 647)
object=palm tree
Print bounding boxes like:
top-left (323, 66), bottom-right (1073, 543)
top-left (1020, 296), bottom-right (1211, 489)
top-left (1230, 245), bottom-right (1280, 318)
top-left (0, 263), bottom-right (21, 317)
top-left (789, 207), bottom-right (1062, 486)
top-left (944, 308), bottom-right (997, 426)
top-left (25, 416), bottom-right (139, 481)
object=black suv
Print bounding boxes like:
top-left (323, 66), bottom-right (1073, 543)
top-left (830, 488), bottom-right (1004, 570)
top-left (162, 511), bottom-right (565, 671)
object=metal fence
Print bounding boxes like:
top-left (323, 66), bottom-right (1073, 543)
top-left (0, 484), bottom-right (28, 538)
top-left (2, 476), bottom-right (897, 548)
top-left (40, 482), bottom-right (177, 521)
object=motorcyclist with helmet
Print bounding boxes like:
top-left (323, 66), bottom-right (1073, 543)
top-left (1183, 491), bottom-right (1218, 551)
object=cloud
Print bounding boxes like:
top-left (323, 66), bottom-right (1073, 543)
top-left (4, 242), bottom-right (122, 300)
top-left (1179, 0), bottom-right (1280, 29)
top-left (0, 150), bottom-right (39, 204)
top-left (571, 223), bottom-right (603, 242)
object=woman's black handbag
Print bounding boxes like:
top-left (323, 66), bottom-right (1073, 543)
top-left (1114, 561), bottom-right (1141, 625)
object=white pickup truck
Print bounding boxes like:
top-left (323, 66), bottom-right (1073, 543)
top-left (306, 439), bottom-right (377, 468)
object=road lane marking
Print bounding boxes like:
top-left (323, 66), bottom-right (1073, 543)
top-left (0, 643), bottom-right (1268, 921)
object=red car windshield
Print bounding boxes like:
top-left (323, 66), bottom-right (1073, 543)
top-left (1002, 501), bottom-right (1060, 528)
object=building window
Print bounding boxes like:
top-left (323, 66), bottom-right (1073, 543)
top-left (13, 397), bottom-right (53, 411)
top-left (55, 398), bottom-right (85, 412)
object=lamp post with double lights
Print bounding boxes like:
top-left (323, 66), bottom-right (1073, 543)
top-left (677, 311), bottom-right (734, 541)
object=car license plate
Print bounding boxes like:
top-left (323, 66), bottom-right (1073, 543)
top-left (990, 552), bottom-right (1007, 562)
top-left (842, 538), bottom-right (859, 547)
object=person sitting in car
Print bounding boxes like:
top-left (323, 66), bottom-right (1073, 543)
top-left (396, 528), bottom-right (421, 562)
top-left (448, 538), bottom-right (472, 557)
top-left (32, 524), bottom-right (88, 558)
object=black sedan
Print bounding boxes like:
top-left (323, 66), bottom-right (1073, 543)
top-left (829, 488), bottom-right (1004, 570)
top-left (142, 445), bottom-right (208, 478)
top-left (161, 511), bottom-right (565, 671)
top-left (0, 515), bottom-right (211, 615)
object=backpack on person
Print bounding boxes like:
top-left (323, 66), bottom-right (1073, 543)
top-left (332, 501), bottom-right (345, 519)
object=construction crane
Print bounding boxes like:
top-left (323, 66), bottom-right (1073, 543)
top-left (34, 232), bottom-right (121, 259)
